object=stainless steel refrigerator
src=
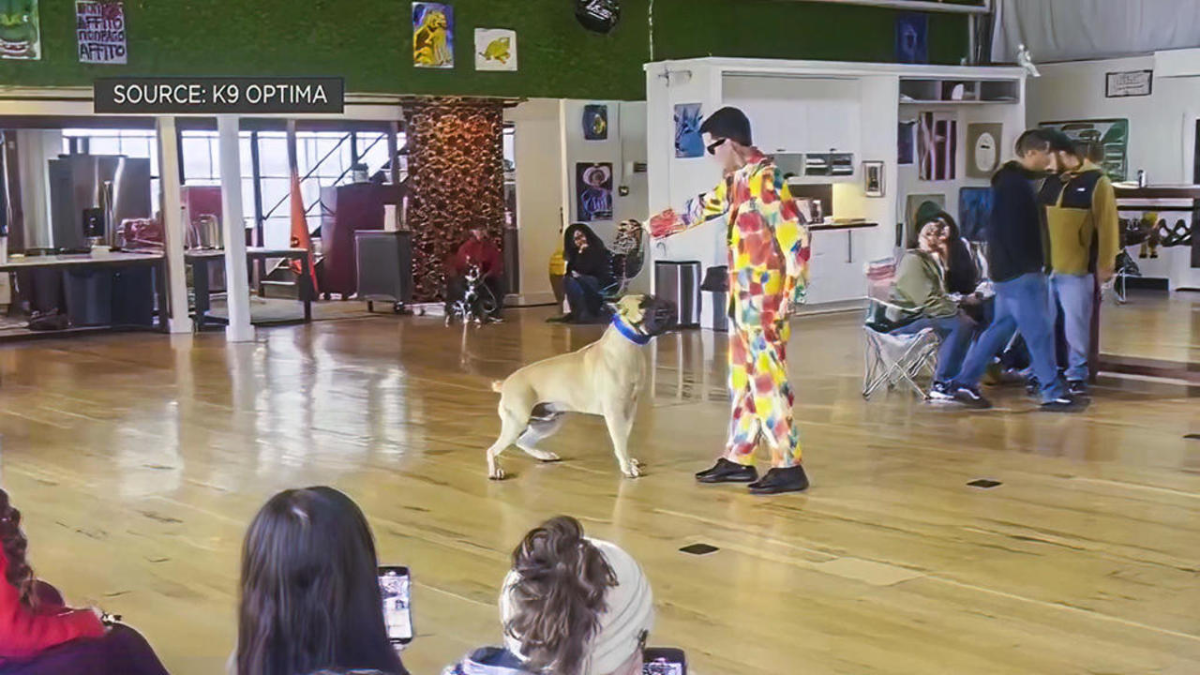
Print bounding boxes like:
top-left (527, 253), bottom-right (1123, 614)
top-left (48, 154), bottom-right (152, 251)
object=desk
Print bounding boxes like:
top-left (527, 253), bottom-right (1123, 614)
top-left (0, 251), bottom-right (169, 334)
top-left (186, 247), bottom-right (313, 330)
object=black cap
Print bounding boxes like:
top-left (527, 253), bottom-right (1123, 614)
top-left (699, 107), bottom-right (753, 147)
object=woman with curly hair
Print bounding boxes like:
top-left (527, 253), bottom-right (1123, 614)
top-left (0, 489), bottom-right (168, 674)
top-left (444, 516), bottom-right (655, 675)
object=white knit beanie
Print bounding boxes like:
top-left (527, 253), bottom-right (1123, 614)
top-left (499, 538), bottom-right (655, 675)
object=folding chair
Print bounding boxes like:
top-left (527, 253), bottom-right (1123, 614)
top-left (862, 257), bottom-right (941, 400)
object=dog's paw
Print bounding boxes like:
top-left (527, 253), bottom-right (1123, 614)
top-left (489, 466), bottom-right (507, 481)
top-left (539, 452), bottom-right (562, 463)
top-left (622, 459), bottom-right (643, 479)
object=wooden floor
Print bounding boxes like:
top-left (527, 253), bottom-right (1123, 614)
top-left (1, 292), bottom-right (1198, 675)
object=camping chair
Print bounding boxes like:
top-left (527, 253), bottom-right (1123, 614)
top-left (862, 256), bottom-right (941, 400)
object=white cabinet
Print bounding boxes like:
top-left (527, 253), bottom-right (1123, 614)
top-left (724, 75), bottom-right (860, 156)
top-left (805, 228), bottom-right (866, 305)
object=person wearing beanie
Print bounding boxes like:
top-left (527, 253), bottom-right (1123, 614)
top-left (1037, 131), bottom-right (1119, 397)
top-left (444, 517), bottom-right (655, 675)
top-left (646, 106), bottom-right (812, 495)
top-left (912, 201), bottom-right (979, 297)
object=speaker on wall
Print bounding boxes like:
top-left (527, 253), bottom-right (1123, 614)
top-left (575, 0), bottom-right (620, 33)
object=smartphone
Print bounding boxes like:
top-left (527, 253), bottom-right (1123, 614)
top-left (643, 648), bottom-right (686, 675)
top-left (378, 566), bottom-right (413, 645)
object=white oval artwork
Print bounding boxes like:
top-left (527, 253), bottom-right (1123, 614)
top-left (974, 131), bottom-right (998, 173)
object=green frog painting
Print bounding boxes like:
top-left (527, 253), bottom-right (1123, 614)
top-left (0, 0), bottom-right (39, 60)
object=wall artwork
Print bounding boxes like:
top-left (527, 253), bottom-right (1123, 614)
top-left (0, 0), bottom-right (41, 60)
top-left (895, 13), bottom-right (928, 64)
top-left (674, 103), bottom-right (704, 158)
top-left (76, 0), bottom-right (126, 64)
top-left (958, 187), bottom-right (993, 242)
top-left (863, 161), bottom-right (884, 198)
top-left (475, 28), bottom-right (516, 71)
top-left (904, 193), bottom-right (945, 248)
top-left (966, 123), bottom-right (1002, 178)
top-left (898, 120), bottom-right (916, 165)
top-left (582, 104), bottom-right (608, 141)
top-left (576, 162), bottom-right (613, 221)
top-left (918, 112), bottom-right (957, 181)
top-left (1106, 70), bottom-right (1152, 98)
top-left (412, 2), bottom-right (454, 69)
top-left (1039, 118), bottom-right (1129, 181)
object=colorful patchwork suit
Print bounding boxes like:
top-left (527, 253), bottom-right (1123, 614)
top-left (649, 151), bottom-right (811, 467)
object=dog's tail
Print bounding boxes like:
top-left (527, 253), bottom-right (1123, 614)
top-left (490, 380), bottom-right (504, 393)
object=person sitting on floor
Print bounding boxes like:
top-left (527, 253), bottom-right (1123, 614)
top-left (0, 490), bottom-right (169, 675)
top-left (234, 487), bottom-right (408, 675)
top-left (887, 220), bottom-right (978, 402)
top-left (446, 225), bottom-right (505, 321)
top-left (554, 224), bottom-right (615, 324)
top-left (443, 516), bottom-right (654, 675)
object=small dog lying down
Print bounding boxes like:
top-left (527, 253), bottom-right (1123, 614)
top-left (486, 294), bottom-right (677, 480)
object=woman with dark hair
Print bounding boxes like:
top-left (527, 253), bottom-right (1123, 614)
top-left (235, 487), bottom-right (407, 675)
top-left (0, 490), bottom-right (169, 675)
top-left (559, 224), bottom-right (615, 324)
top-left (444, 516), bottom-right (654, 675)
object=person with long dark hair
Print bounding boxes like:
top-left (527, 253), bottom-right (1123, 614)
top-left (444, 516), bottom-right (654, 675)
top-left (559, 224), bottom-right (615, 324)
top-left (0, 489), bottom-right (169, 675)
top-left (235, 487), bottom-right (407, 675)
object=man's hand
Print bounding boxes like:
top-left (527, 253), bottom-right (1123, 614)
top-left (1098, 267), bottom-right (1115, 284)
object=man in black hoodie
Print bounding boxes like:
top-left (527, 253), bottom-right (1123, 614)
top-left (946, 129), bottom-right (1084, 411)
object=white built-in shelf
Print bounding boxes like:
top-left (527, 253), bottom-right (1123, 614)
top-left (899, 77), bottom-right (1020, 104)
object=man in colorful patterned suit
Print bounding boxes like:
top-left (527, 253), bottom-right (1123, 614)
top-left (648, 107), bottom-right (812, 495)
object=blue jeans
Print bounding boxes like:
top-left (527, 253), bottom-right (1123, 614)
top-left (952, 272), bottom-right (1065, 403)
top-left (564, 274), bottom-right (605, 319)
top-left (892, 312), bottom-right (977, 383)
top-left (1050, 272), bottom-right (1095, 382)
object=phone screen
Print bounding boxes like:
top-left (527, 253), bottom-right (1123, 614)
top-left (378, 566), bottom-right (413, 644)
top-left (643, 648), bottom-right (686, 675)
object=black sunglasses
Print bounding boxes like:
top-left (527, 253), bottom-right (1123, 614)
top-left (705, 138), bottom-right (727, 155)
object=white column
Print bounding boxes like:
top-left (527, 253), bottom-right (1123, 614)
top-left (155, 116), bottom-right (193, 334)
top-left (217, 115), bottom-right (255, 343)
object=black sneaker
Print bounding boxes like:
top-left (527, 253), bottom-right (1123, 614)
top-left (1025, 376), bottom-right (1040, 397)
top-left (953, 385), bottom-right (993, 409)
top-left (695, 458), bottom-right (758, 484)
top-left (748, 465), bottom-right (810, 495)
top-left (1067, 380), bottom-right (1089, 397)
top-left (1040, 395), bottom-right (1089, 413)
top-left (929, 381), bottom-right (955, 403)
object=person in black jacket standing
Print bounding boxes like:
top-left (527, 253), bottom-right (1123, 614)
top-left (946, 129), bottom-right (1084, 411)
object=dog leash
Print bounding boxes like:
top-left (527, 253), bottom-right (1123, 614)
top-left (612, 315), bottom-right (652, 345)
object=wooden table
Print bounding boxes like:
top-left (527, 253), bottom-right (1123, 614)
top-left (0, 250), bottom-right (169, 334)
top-left (185, 247), bottom-right (313, 331)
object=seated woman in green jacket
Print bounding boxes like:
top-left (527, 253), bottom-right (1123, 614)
top-left (888, 220), bottom-right (978, 401)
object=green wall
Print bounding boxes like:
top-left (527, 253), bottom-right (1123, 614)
top-left (0, 0), bottom-right (968, 101)
top-left (655, 0), bottom-right (969, 65)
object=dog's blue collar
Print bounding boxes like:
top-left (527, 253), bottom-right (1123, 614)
top-left (612, 315), bottom-right (652, 345)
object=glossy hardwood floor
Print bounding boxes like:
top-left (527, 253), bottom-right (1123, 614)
top-left (0, 293), bottom-right (1198, 675)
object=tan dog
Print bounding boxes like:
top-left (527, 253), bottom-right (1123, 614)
top-left (485, 295), bottom-right (677, 480)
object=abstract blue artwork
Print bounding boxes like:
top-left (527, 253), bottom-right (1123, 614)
top-left (674, 103), bottom-right (704, 159)
top-left (959, 187), bottom-right (994, 242)
top-left (896, 13), bottom-right (928, 64)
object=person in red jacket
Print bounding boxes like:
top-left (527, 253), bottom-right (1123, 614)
top-left (0, 489), bottom-right (168, 675)
top-left (445, 226), bottom-right (505, 320)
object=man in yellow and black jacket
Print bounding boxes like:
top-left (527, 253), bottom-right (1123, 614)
top-left (1038, 132), bottom-right (1120, 396)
